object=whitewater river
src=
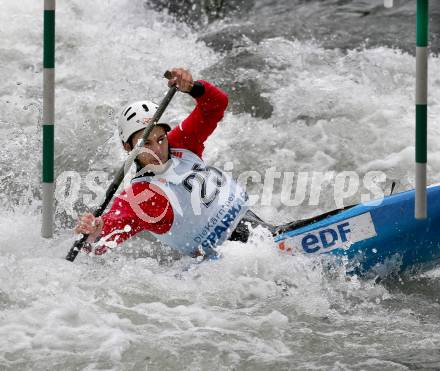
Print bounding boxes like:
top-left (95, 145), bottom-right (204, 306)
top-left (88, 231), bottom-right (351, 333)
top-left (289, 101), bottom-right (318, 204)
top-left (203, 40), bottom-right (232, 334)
top-left (2, 0), bottom-right (440, 369)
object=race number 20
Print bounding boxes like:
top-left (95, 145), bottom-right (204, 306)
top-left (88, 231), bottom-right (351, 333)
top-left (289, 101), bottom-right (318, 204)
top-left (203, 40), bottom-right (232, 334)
top-left (183, 164), bottom-right (226, 207)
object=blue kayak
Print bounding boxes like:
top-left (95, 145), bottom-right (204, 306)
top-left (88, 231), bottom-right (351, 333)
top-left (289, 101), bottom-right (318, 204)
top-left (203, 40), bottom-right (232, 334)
top-left (274, 184), bottom-right (440, 276)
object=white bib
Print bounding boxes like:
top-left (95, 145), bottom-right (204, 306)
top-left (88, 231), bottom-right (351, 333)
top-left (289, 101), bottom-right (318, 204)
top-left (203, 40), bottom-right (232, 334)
top-left (131, 148), bottom-right (249, 255)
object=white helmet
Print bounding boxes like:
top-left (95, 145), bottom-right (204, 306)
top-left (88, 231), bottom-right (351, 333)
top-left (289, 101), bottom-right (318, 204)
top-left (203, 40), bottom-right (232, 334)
top-left (118, 100), bottom-right (172, 143)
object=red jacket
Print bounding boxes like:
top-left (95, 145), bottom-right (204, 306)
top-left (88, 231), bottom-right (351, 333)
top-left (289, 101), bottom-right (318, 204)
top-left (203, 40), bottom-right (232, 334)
top-left (96, 81), bottom-right (228, 254)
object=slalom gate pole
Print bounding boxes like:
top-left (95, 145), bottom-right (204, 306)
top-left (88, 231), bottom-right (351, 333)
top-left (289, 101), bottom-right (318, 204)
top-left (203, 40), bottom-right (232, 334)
top-left (65, 73), bottom-right (177, 262)
top-left (42, 0), bottom-right (56, 237)
top-left (415, 0), bottom-right (429, 219)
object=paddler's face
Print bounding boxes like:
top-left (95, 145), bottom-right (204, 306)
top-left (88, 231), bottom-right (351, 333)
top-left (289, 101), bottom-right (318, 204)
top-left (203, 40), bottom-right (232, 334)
top-left (125, 126), bottom-right (169, 168)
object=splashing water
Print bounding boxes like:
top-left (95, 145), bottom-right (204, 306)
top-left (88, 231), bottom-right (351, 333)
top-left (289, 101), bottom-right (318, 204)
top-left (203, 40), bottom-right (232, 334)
top-left (2, 0), bottom-right (440, 369)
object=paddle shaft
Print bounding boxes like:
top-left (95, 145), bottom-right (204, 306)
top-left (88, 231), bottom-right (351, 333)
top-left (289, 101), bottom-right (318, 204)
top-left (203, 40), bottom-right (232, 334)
top-left (66, 79), bottom-right (177, 262)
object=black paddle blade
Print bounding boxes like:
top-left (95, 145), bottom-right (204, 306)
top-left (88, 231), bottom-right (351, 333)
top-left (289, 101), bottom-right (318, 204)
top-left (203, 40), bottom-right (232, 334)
top-left (65, 234), bottom-right (89, 261)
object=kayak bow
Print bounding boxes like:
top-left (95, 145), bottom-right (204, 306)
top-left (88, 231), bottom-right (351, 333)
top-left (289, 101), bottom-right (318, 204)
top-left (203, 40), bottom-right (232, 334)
top-left (274, 184), bottom-right (440, 276)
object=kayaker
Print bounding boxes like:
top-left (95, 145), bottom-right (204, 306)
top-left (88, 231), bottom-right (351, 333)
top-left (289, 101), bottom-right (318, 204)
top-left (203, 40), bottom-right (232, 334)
top-left (74, 68), bottom-right (272, 257)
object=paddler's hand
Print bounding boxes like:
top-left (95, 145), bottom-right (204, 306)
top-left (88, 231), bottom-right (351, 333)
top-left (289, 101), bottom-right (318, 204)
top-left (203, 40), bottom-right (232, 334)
top-left (167, 68), bottom-right (194, 92)
top-left (74, 212), bottom-right (103, 238)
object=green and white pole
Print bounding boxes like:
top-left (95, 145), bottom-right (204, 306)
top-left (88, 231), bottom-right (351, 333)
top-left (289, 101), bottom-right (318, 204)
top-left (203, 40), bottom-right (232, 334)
top-left (42, 0), bottom-right (55, 237)
top-left (415, 0), bottom-right (429, 219)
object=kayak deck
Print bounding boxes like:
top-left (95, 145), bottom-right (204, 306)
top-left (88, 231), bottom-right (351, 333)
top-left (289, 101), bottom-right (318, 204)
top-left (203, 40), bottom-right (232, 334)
top-left (274, 184), bottom-right (440, 276)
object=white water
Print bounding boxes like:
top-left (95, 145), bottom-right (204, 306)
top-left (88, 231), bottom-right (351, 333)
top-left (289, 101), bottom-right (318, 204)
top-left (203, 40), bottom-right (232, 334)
top-left (2, 0), bottom-right (440, 369)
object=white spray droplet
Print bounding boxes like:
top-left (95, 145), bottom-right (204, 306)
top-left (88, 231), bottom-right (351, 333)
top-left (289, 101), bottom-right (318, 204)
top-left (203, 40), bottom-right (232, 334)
top-left (384, 0), bottom-right (393, 8)
top-left (107, 240), bottom-right (117, 249)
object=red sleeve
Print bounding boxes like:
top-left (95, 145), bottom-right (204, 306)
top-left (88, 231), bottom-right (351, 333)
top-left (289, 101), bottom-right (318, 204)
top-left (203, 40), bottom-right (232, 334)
top-left (167, 80), bottom-right (228, 158)
top-left (94, 181), bottom-right (174, 255)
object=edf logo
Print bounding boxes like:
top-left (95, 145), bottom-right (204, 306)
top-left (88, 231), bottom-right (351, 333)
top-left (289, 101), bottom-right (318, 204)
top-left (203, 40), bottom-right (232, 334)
top-left (301, 222), bottom-right (351, 253)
